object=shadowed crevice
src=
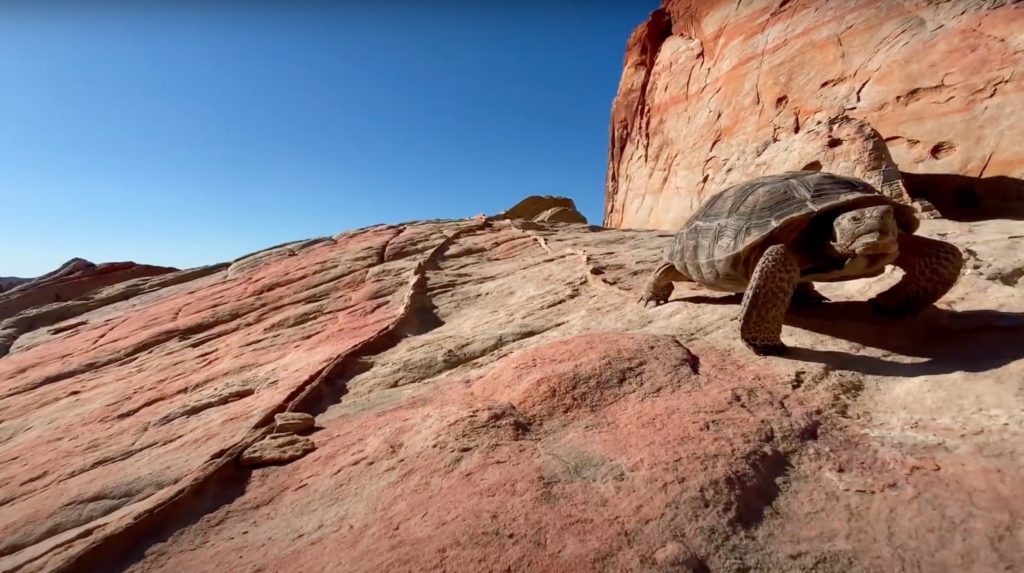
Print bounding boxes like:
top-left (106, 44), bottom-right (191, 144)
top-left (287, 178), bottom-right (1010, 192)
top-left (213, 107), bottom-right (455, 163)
top-left (902, 171), bottom-right (1024, 221)
top-left (53, 463), bottom-right (253, 573)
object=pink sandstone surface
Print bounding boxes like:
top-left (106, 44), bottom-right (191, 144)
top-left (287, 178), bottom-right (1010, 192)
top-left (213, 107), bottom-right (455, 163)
top-left (606, 0), bottom-right (1024, 229)
top-left (0, 212), bottom-right (1022, 572)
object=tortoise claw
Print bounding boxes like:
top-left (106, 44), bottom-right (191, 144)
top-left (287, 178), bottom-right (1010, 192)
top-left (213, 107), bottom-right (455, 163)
top-left (638, 290), bottom-right (670, 307)
top-left (639, 296), bottom-right (664, 308)
top-left (746, 342), bottom-right (788, 356)
top-left (791, 285), bottom-right (830, 306)
top-left (801, 292), bottom-right (830, 305)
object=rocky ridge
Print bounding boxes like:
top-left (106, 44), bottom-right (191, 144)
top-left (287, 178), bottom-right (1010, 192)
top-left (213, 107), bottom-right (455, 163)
top-left (0, 278), bottom-right (30, 294)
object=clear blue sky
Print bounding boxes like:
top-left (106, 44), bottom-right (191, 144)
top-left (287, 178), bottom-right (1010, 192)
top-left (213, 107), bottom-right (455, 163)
top-left (0, 1), bottom-right (656, 277)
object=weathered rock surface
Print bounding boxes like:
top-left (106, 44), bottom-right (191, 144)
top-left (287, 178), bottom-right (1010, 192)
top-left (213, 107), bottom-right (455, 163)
top-left (0, 212), bottom-right (1021, 572)
top-left (0, 264), bottom-right (218, 358)
top-left (606, 0), bottom-right (1024, 229)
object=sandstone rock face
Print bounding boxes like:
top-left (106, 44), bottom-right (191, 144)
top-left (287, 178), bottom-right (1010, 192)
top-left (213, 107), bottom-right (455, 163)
top-left (0, 265), bottom-right (225, 358)
top-left (606, 0), bottom-right (1024, 229)
top-left (0, 213), bottom-right (1021, 572)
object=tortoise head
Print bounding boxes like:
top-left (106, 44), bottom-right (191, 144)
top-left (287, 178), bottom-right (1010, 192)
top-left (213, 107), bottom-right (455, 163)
top-left (830, 205), bottom-right (899, 257)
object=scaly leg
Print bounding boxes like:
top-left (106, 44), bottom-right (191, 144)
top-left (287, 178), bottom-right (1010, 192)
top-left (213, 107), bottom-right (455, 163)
top-left (739, 244), bottom-right (800, 355)
top-left (869, 233), bottom-right (963, 317)
top-left (639, 262), bottom-right (687, 307)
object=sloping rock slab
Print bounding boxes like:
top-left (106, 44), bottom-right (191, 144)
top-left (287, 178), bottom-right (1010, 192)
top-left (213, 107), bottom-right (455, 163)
top-left (0, 217), bottom-right (1022, 572)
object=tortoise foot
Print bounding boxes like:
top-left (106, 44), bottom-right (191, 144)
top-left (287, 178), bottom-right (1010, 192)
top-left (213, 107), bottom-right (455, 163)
top-left (745, 341), bottom-right (788, 356)
top-left (639, 262), bottom-right (681, 308)
top-left (638, 283), bottom-right (673, 307)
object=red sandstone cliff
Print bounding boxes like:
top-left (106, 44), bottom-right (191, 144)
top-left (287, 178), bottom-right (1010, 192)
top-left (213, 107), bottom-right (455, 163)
top-left (606, 0), bottom-right (1024, 229)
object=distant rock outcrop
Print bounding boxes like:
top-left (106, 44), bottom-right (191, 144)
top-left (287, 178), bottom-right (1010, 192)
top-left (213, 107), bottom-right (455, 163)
top-left (605, 0), bottom-right (1024, 229)
top-left (496, 195), bottom-right (588, 224)
top-left (1, 206), bottom-right (1021, 572)
top-left (0, 277), bottom-right (30, 293)
top-left (0, 258), bottom-right (184, 357)
top-left (0, 258), bottom-right (177, 323)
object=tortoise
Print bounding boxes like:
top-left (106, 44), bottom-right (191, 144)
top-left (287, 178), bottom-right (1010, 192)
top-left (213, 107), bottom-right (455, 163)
top-left (639, 170), bottom-right (963, 355)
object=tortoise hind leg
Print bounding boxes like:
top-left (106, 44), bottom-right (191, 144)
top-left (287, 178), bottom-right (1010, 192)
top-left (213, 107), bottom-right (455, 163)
top-left (639, 262), bottom-right (687, 307)
top-left (869, 234), bottom-right (963, 317)
top-left (740, 244), bottom-right (800, 355)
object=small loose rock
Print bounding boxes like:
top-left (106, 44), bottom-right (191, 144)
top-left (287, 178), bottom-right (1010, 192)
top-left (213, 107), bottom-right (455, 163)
top-left (240, 433), bottom-right (316, 467)
top-left (652, 542), bottom-right (708, 572)
top-left (274, 412), bottom-right (316, 434)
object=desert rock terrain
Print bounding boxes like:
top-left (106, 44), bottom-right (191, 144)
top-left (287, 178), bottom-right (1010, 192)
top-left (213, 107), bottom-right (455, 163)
top-left (2, 0), bottom-right (1023, 571)
top-left (0, 213), bottom-right (1021, 572)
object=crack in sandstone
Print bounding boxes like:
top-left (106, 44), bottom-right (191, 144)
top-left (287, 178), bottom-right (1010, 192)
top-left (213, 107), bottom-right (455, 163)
top-left (504, 221), bottom-right (633, 298)
top-left (87, 317), bottom-right (133, 352)
top-left (377, 225), bottom-right (406, 265)
top-left (283, 224), bottom-right (492, 417)
top-left (41, 220), bottom-right (491, 573)
top-left (752, 8), bottom-right (775, 110)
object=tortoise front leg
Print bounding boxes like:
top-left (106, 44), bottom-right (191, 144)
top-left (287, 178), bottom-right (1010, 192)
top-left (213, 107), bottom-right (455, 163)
top-left (869, 233), bottom-right (963, 317)
top-left (739, 244), bottom-right (800, 355)
top-left (639, 262), bottom-right (686, 307)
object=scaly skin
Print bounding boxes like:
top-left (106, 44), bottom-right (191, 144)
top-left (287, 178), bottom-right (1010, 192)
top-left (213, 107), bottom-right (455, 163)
top-left (639, 262), bottom-right (687, 307)
top-left (870, 233), bottom-right (964, 316)
top-left (739, 244), bottom-right (800, 356)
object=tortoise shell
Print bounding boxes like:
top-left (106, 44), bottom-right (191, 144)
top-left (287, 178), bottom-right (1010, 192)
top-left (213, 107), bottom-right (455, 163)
top-left (665, 171), bottom-right (919, 291)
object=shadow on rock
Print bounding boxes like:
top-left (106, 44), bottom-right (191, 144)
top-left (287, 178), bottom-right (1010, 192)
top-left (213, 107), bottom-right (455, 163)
top-left (785, 301), bottom-right (1024, 377)
top-left (672, 293), bottom-right (744, 305)
top-left (65, 463), bottom-right (254, 573)
top-left (903, 171), bottom-right (1024, 222)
